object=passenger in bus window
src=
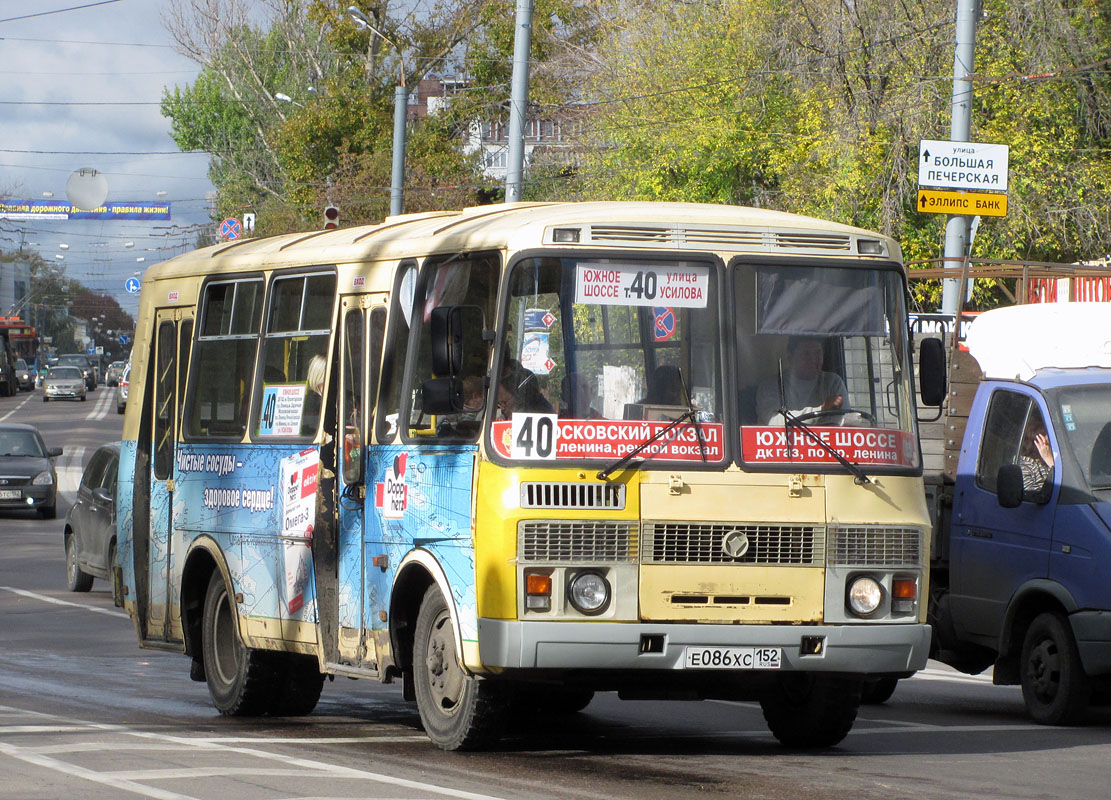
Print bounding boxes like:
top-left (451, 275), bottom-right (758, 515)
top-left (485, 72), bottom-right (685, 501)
top-left (302, 354), bottom-right (327, 433)
top-left (756, 336), bottom-right (847, 425)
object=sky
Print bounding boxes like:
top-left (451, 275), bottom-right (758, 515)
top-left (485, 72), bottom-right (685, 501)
top-left (0, 0), bottom-right (217, 319)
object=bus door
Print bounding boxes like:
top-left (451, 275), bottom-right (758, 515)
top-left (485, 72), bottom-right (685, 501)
top-left (325, 296), bottom-right (385, 672)
top-left (148, 308), bottom-right (193, 641)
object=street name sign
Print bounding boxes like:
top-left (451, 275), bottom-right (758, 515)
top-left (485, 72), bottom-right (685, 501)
top-left (918, 140), bottom-right (1009, 191)
top-left (917, 188), bottom-right (1008, 217)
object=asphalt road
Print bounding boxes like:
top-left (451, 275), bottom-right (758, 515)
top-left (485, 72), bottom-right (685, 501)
top-left (1, 385), bottom-right (1110, 800)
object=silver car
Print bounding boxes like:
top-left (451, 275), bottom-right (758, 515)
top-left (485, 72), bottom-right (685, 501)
top-left (43, 366), bottom-right (87, 401)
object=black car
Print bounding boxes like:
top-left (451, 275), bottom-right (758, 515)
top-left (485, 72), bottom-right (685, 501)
top-left (64, 442), bottom-right (121, 601)
top-left (0, 423), bottom-right (62, 519)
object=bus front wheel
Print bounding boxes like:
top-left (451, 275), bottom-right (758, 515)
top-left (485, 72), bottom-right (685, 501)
top-left (201, 571), bottom-right (274, 716)
top-left (413, 585), bottom-right (509, 750)
top-left (759, 674), bottom-right (861, 747)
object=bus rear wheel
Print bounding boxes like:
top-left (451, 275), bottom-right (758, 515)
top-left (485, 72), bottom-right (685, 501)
top-left (201, 571), bottom-right (275, 716)
top-left (759, 674), bottom-right (861, 747)
top-left (413, 585), bottom-right (509, 750)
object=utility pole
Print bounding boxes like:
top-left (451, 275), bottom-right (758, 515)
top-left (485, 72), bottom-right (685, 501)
top-left (504, 0), bottom-right (534, 203)
top-left (940, 0), bottom-right (979, 316)
top-left (348, 6), bottom-right (408, 217)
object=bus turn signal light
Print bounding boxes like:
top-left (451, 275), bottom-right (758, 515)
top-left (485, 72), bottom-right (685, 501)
top-left (892, 578), bottom-right (917, 599)
top-left (525, 573), bottom-right (552, 612)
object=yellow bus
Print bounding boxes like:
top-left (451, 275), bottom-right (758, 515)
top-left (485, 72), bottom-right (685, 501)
top-left (118, 201), bottom-right (938, 750)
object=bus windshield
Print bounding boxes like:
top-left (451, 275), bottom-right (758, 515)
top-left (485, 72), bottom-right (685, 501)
top-left (733, 261), bottom-right (918, 471)
top-left (490, 255), bottom-right (725, 465)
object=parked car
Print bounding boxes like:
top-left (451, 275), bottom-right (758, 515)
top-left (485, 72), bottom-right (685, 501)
top-left (64, 442), bottom-right (121, 600)
top-left (43, 366), bottom-right (87, 402)
top-left (55, 354), bottom-right (96, 391)
top-left (0, 423), bottom-right (61, 519)
top-left (105, 360), bottom-right (127, 386)
top-left (14, 359), bottom-right (34, 391)
top-left (116, 363), bottom-right (129, 414)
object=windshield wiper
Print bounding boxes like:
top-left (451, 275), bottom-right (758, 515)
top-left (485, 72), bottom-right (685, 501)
top-left (776, 365), bottom-right (871, 485)
top-left (678, 368), bottom-right (708, 465)
top-left (598, 367), bottom-right (707, 481)
top-left (597, 407), bottom-right (698, 481)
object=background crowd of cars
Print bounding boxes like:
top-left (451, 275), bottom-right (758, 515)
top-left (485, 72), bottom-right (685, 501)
top-left (0, 354), bottom-right (128, 599)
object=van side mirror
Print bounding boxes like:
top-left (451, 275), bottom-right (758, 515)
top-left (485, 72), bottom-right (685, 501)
top-left (919, 338), bottom-right (946, 407)
top-left (997, 463), bottom-right (1025, 508)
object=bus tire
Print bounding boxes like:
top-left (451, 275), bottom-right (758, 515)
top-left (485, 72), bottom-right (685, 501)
top-left (1021, 611), bottom-right (1091, 725)
top-left (413, 585), bottom-right (509, 750)
top-left (65, 533), bottom-right (94, 592)
top-left (269, 653), bottom-right (325, 716)
top-left (201, 571), bottom-right (275, 716)
top-left (759, 674), bottom-right (860, 748)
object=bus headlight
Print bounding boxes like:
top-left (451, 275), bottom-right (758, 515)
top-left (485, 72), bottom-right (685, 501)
top-left (847, 575), bottom-right (883, 617)
top-left (567, 571), bottom-right (610, 616)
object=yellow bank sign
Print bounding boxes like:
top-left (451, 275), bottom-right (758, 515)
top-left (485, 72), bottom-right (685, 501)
top-left (916, 189), bottom-right (1008, 217)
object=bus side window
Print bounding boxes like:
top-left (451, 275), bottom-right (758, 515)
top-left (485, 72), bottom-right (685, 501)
top-left (406, 251), bottom-right (498, 441)
top-left (186, 278), bottom-right (264, 439)
top-left (341, 309), bottom-right (364, 484)
top-left (375, 263), bottom-right (418, 443)
top-left (255, 272), bottom-right (337, 439)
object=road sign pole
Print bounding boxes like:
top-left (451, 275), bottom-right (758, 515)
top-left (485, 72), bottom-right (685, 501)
top-left (941, 0), bottom-right (979, 316)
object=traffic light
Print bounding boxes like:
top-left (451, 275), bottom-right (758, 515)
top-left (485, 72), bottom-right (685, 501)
top-left (323, 205), bottom-right (340, 230)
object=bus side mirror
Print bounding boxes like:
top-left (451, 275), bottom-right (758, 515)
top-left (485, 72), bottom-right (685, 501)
top-left (918, 338), bottom-right (946, 407)
top-left (422, 377), bottom-right (464, 415)
top-left (997, 463), bottom-right (1025, 508)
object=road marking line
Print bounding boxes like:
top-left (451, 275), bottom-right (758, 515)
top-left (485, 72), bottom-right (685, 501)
top-left (57, 445), bottom-right (86, 500)
top-left (0, 393), bottom-right (33, 422)
top-left (0, 741), bottom-right (197, 800)
top-left (86, 387), bottom-right (113, 420)
top-left (0, 705), bottom-right (510, 800)
top-left (0, 586), bottom-right (129, 619)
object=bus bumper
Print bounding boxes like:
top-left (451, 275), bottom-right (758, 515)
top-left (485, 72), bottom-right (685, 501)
top-left (477, 619), bottom-right (931, 674)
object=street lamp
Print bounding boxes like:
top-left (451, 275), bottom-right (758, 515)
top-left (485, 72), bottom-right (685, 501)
top-left (274, 92), bottom-right (304, 108)
top-left (348, 5), bottom-right (407, 217)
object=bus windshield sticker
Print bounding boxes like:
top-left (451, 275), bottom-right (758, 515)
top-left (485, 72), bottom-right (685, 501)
top-left (741, 425), bottom-right (916, 467)
top-left (575, 263), bottom-right (709, 309)
top-left (495, 418), bottom-right (724, 462)
top-left (519, 332), bottom-right (554, 374)
top-left (258, 383), bottom-right (307, 437)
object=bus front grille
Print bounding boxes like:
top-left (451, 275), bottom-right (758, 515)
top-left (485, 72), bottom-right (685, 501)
top-left (641, 522), bottom-right (824, 566)
top-left (520, 481), bottom-right (625, 510)
top-left (519, 520), bottom-right (638, 563)
top-left (828, 526), bottom-right (922, 567)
